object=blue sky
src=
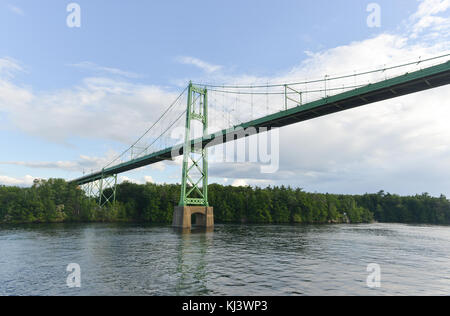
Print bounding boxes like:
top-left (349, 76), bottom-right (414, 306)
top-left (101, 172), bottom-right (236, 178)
top-left (1, 0), bottom-right (450, 196)
top-left (1, 0), bottom-right (419, 89)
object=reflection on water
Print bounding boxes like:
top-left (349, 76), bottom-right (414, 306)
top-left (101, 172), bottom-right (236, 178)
top-left (0, 223), bottom-right (449, 295)
top-left (175, 228), bottom-right (214, 295)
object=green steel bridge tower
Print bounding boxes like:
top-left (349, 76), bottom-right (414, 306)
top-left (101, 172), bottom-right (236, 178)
top-left (172, 82), bottom-right (214, 229)
top-left (179, 82), bottom-right (209, 207)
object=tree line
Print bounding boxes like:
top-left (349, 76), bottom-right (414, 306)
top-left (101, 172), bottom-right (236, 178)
top-left (0, 179), bottom-right (449, 225)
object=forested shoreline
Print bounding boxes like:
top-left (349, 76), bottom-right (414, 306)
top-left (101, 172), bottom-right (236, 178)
top-left (1, 179), bottom-right (450, 225)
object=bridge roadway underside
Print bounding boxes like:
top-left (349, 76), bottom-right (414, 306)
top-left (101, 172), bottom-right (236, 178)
top-left (73, 61), bottom-right (450, 185)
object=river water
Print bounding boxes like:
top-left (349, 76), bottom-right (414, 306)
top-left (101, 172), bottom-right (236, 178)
top-left (0, 223), bottom-right (449, 296)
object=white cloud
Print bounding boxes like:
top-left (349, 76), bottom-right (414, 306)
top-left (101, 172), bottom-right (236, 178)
top-left (69, 61), bottom-right (141, 79)
top-left (143, 176), bottom-right (154, 183)
top-left (0, 72), bottom-right (184, 144)
top-left (7, 4), bottom-right (24, 16)
top-left (0, 151), bottom-right (119, 173)
top-left (232, 179), bottom-right (248, 187)
top-left (150, 162), bottom-right (166, 171)
top-left (0, 175), bottom-right (35, 186)
top-left (118, 175), bottom-right (155, 185)
top-left (409, 0), bottom-right (450, 38)
top-left (176, 56), bottom-right (222, 73)
top-left (412, 0), bottom-right (450, 19)
top-left (1, 161), bottom-right (79, 170)
top-left (118, 175), bottom-right (142, 184)
top-left (0, 57), bottom-right (24, 78)
top-left (231, 178), bottom-right (272, 187)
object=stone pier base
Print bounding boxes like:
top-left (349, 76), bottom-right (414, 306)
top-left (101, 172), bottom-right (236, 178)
top-left (172, 206), bottom-right (214, 229)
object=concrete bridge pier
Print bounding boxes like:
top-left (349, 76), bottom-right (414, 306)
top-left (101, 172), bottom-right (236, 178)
top-left (172, 206), bottom-right (214, 229)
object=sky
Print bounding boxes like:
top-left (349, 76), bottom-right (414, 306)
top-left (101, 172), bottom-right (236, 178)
top-left (0, 0), bottom-right (450, 196)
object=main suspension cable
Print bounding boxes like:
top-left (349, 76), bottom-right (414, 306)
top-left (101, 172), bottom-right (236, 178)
top-left (193, 53), bottom-right (450, 89)
top-left (104, 86), bottom-right (188, 168)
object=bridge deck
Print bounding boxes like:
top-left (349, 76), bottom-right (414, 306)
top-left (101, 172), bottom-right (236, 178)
top-left (73, 60), bottom-right (450, 185)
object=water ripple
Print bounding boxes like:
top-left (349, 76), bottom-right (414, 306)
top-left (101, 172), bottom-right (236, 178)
top-left (0, 223), bottom-right (449, 295)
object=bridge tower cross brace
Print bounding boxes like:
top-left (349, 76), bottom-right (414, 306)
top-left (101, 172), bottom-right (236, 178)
top-left (98, 172), bottom-right (118, 207)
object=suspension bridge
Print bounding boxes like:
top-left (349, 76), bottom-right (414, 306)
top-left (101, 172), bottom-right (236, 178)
top-left (72, 54), bottom-right (450, 229)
